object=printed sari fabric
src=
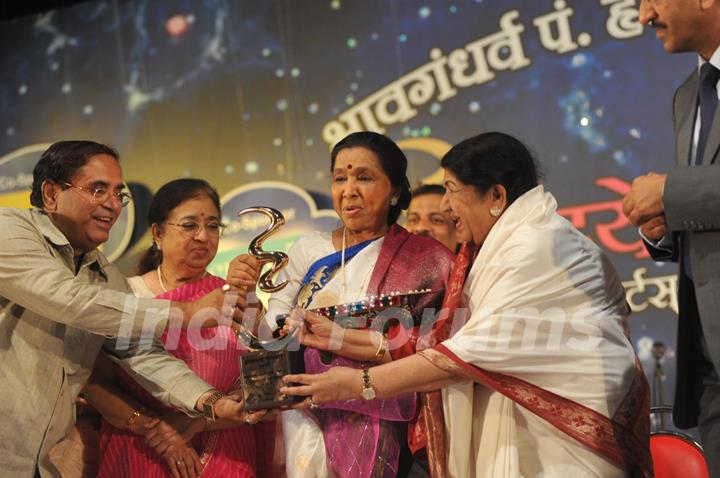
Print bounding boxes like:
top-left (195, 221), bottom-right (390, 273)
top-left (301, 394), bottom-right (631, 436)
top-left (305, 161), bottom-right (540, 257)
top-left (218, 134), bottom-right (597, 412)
top-left (97, 275), bottom-right (259, 478)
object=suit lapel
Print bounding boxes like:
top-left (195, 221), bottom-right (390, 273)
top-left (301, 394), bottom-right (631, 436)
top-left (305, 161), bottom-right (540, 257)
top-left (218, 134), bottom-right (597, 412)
top-left (675, 72), bottom-right (698, 167)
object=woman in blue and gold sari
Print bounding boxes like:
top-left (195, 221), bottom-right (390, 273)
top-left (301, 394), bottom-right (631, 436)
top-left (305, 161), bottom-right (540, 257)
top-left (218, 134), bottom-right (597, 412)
top-left (263, 132), bottom-right (453, 478)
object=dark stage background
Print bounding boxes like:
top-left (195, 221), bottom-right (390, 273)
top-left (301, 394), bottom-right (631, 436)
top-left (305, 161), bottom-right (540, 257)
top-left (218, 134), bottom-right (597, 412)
top-left (0, 0), bottom-right (695, 430)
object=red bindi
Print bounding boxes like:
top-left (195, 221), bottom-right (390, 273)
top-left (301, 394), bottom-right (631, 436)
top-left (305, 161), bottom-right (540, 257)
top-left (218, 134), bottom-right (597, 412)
top-left (347, 164), bottom-right (352, 170)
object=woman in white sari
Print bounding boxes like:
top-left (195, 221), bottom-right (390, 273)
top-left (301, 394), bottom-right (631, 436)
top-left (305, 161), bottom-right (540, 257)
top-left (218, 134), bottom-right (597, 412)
top-left (281, 132), bottom-right (652, 478)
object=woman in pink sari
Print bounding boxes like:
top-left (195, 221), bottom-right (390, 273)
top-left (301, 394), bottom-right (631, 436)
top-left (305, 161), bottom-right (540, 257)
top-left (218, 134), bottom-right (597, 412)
top-left (85, 178), bottom-right (276, 478)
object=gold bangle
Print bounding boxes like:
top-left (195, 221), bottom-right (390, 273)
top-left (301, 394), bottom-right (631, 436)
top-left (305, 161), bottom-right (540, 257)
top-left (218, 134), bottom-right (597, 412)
top-left (254, 303), bottom-right (267, 322)
top-left (126, 409), bottom-right (142, 429)
top-left (373, 331), bottom-right (388, 361)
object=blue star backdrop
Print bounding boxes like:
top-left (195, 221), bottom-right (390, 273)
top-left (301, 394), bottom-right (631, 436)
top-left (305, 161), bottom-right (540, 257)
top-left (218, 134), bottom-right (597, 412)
top-left (0, 0), bottom-right (696, 429)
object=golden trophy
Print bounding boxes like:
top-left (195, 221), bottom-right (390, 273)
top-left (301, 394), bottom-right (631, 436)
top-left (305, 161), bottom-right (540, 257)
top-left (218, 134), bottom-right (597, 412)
top-left (241, 206), bottom-right (288, 293)
top-left (235, 206), bottom-right (304, 410)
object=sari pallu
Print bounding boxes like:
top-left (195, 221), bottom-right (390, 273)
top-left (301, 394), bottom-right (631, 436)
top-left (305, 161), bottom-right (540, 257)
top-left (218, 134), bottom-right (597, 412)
top-left (97, 275), bottom-right (257, 478)
top-left (299, 225), bottom-right (453, 478)
top-left (407, 242), bottom-right (477, 478)
top-left (420, 186), bottom-right (651, 477)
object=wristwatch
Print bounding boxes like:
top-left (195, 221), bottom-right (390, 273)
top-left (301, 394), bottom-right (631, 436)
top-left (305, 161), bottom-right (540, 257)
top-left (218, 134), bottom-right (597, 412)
top-left (202, 390), bottom-right (224, 421)
top-left (361, 369), bottom-right (376, 400)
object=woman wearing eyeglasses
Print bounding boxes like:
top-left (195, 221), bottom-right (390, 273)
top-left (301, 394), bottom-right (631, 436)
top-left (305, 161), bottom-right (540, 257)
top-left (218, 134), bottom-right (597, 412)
top-left (82, 178), bottom-right (269, 478)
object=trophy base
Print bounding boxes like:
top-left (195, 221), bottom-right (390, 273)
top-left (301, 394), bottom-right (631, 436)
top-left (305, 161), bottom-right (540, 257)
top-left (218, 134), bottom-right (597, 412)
top-left (239, 348), bottom-right (305, 411)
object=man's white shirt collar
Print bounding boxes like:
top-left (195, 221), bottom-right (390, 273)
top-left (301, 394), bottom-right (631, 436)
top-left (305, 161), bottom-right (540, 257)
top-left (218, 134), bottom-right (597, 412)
top-left (699, 45), bottom-right (720, 73)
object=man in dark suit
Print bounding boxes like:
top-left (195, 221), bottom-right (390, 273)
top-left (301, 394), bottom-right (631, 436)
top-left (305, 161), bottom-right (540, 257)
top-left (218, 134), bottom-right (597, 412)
top-left (623, 1), bottom-right (720, 475)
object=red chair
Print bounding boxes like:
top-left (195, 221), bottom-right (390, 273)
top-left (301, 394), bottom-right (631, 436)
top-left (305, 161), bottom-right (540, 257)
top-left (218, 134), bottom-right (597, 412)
top-left (650, 405), bottom-right (709, 478)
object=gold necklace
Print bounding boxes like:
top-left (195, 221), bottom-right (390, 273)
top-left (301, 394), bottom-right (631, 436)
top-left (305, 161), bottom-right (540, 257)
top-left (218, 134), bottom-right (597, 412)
top-left (157, 266), bottom-right (169, 293)
top-left (157, 265), bottom-right (208, 293)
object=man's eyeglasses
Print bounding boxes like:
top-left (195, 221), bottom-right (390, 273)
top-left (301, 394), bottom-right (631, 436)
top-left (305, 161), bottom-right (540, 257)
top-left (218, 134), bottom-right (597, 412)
top-left (166, 221), bottom-right (227, 237)
top-left (64, 183), bottom-right (133, 208)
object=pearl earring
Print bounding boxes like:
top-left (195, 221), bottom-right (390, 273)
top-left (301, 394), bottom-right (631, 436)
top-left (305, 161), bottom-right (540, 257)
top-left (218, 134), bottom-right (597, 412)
top-left (490, 206), bottom-right (503, 217)
top-left (390, 197), bottom-right (398, 206)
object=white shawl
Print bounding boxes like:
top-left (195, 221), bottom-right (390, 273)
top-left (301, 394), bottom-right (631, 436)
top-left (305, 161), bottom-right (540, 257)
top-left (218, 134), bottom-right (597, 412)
top-left (440, 185), bottom-right (636, 478)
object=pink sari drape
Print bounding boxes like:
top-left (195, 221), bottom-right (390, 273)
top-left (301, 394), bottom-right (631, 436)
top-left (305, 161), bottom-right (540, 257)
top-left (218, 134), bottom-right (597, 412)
top-left (305, 225), bottom-right (454, 478)
top-left (97, 275), bottom-right (258, 478)
top-left (408, 242), bottom-right (476, 478)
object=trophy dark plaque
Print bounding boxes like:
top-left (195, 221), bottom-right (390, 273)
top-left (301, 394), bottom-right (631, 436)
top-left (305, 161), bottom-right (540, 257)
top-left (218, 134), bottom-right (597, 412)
top-left (239, 345), bottom-right (305, 411)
